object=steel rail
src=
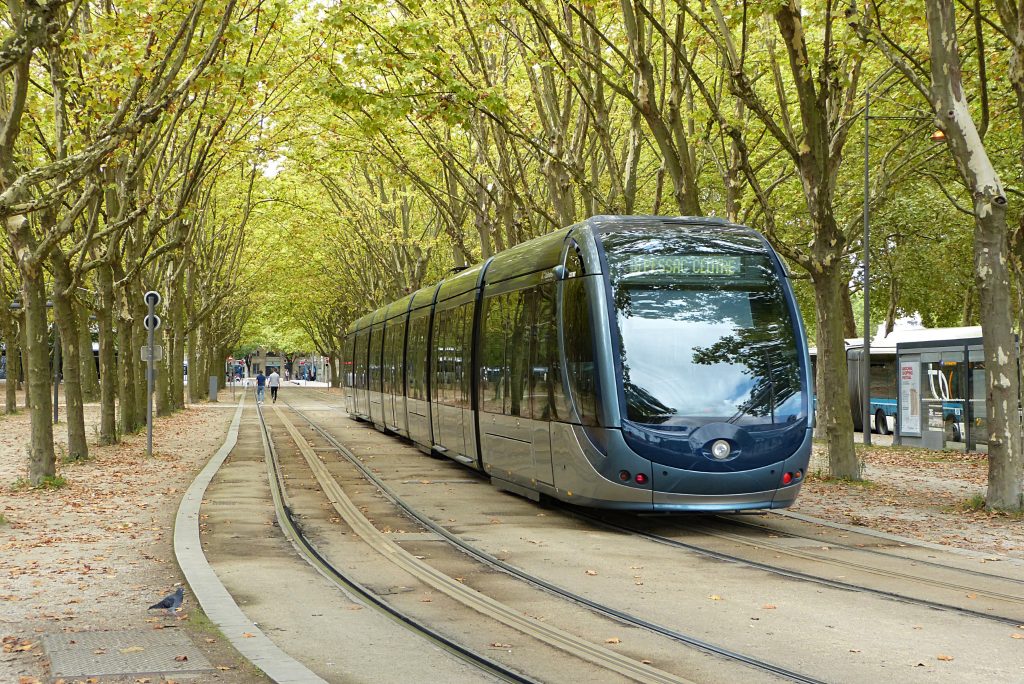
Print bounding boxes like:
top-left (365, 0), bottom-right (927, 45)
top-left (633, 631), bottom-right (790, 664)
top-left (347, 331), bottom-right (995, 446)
top-left (716, 514), bottom-right (1024, 586)
top-left (283, 396), bottom-right (827, 684)
top-left (253, 401), bottom-right (537, 684)
top-left (268, 404), bottom-right (694, 684)
top-left (566, 510), bottom-right (1024, 627)
top-left (689, 518), bottom-right (1024, 601)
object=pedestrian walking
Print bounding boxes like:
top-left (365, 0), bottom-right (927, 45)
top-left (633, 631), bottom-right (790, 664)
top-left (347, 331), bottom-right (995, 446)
top-left (256, 370), bottom-right (266, 403)
top-left (268, 368), bottom-right (281, 403)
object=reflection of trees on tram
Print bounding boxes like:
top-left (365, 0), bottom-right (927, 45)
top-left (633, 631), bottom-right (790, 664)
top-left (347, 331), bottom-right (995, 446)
top-left (481, 282), bottom-right (567, 421)
top-left (692, 325), bottom-right (799, 419)
top-left (613, 275), bottom-right (800, 425)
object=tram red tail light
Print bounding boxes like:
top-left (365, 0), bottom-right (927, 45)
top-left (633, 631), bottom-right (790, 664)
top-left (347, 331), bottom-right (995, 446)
top-left (619, 470), bottom-right (631, 482)
top-left (782, 472), bottom-right (793, 485)
top-left (635, 473), bottom-right (648, 485)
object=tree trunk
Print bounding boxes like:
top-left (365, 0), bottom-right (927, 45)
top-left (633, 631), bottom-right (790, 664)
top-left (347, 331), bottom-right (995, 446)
top-left (4, 332), bottom-right (16, 413)
top-left (22, 269), bottom-right (55, 484)
top-left (51, 259), bottom-right (87, 461)
top-left (97, 264), bottom-right (117, 443)
top-left (187, 325), bottom-right (201, 403)
top-left (17, 315), bottom-right (27, 401)
top-left (155, 317), bottom-right (170, 416)
top-left (117, 308), bottom-right (137, 434)
top-left (330, 353), bottom-right (341, 388)
top-left (841, 283), bottom-right (858, 338)
top-left (131, 294), bottom-right (148, 423)
top-left (927, 0), bottom-right (1023, 510)
top-left (77, 302), bottom-right (99, 402)
top-left (169, 270), bottom-right (185, 410)
top-left (812, 264), bottom-right (861, 480)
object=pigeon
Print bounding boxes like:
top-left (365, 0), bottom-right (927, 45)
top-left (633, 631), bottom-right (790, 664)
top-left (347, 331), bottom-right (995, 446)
top-left (148, 586), bottom-right (184, 614)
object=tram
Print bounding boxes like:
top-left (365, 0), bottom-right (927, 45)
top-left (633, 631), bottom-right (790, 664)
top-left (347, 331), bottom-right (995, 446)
top-left (342, 216), bottom-right (812, 511)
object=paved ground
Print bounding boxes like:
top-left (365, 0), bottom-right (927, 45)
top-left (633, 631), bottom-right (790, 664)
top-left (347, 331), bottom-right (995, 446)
top-left (2, 385), bottom-right (1022, 683)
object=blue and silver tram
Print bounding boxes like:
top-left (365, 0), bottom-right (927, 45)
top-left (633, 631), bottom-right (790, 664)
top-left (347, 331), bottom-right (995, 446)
top-left (342, 216), bottom-right (813, 511)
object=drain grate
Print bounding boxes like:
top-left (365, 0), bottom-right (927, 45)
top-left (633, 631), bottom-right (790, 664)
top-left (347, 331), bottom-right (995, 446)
top-left (41, 628), bottom-right (214, 678)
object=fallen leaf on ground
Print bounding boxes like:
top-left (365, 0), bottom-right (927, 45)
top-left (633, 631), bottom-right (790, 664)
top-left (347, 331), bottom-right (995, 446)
top-left (1012, 633), bottom-right (1024, 639)
top-left (120, 646), bottom-right (144, 654)
top-left (585, 570), bottom-right (597, 576)
top-left (708, 594), bottom-right (723, 601)
top-left (762, 604), bottom-right (777, 610)
top-left (242, 632), bottom-right (255, 638)
top-left (174, 655), bottom-right (188, 662)
top-left (937, 654), bottom-right (954, 661)
top-left (605, 637), bottom-right (621, 644)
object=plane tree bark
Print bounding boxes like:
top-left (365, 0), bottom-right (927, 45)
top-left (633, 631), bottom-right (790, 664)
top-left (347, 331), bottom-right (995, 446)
top-left (853, 0), bottom-right (1024, 509)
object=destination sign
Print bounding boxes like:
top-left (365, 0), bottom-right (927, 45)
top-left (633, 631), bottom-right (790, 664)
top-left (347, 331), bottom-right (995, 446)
top-left (617, 254), bottom-right (743, 277)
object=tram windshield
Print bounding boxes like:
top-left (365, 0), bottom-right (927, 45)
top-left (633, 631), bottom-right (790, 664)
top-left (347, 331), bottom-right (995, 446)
top-left (602, 228), bottom-right (805, 431)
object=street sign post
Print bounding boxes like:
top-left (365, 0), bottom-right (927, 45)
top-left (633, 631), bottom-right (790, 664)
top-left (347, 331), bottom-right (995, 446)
top-left (143, 291), bottom-right (161, 458)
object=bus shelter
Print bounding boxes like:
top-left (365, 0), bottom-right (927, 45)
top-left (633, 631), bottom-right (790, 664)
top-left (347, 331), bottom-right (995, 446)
top-left (895, 336), bottom-right (989, 451)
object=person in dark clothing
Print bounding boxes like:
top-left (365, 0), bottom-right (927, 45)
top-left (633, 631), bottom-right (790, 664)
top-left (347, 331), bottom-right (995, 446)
top-left (256, 371), bottom-right (266, 403)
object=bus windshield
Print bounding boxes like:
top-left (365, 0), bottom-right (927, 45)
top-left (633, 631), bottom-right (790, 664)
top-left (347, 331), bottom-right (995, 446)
top-left (602, 228), bottom-right (805, 431)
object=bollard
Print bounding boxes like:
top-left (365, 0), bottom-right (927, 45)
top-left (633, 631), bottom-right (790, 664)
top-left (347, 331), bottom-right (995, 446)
top-left (209, 376), bottom-right (218, 402)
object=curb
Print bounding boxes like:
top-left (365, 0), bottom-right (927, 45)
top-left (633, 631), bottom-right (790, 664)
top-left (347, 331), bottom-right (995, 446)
top-left (173, 396), bottom-right (329, 683)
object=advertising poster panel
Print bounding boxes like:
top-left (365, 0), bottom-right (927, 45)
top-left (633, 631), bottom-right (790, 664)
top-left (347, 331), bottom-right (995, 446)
top-left (899, 360), bottom-right (921, 436)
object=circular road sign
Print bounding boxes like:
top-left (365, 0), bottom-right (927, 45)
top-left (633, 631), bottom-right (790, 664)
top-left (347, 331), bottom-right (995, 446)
top-left (144, 290), bottom-right (162, 307)
top-left (143, 314), bottom-right (161, 331)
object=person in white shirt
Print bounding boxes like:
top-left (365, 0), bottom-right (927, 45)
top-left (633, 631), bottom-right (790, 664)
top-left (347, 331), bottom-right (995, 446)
top-left (268, 369), bottom-right (281, 403)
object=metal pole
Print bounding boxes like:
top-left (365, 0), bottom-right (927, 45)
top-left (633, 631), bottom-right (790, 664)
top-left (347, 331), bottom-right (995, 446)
top-left (52, 325), bottom-right (60, 424)
top-left (862, 92), bottom-right (872, 446)
top-left (147, 298), bottom-right (155, 458)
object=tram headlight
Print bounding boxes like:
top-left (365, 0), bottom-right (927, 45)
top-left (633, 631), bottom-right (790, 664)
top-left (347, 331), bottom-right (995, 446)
top-left (710, 439), bottom-right (732, 460)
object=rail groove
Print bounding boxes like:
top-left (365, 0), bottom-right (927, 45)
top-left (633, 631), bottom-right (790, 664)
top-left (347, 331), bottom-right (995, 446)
top-left (270, 404), bottom-right (694, 684)
top-left (284, 396), bottom-right (827, 684)
top-left (254, 401), bottom-right (536, 684)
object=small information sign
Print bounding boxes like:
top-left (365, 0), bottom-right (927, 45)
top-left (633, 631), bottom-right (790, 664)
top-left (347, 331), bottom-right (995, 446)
top-left (141, 345), bottom-right (164, 361)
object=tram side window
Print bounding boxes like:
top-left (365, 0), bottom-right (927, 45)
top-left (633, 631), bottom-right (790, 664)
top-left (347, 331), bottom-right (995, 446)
top-left (355, 331), bottom-right (369, 390)
top-left (449, 306), bottom-right (466, 408)
top-left (460, 302), bottom-right (474, 408)
top-left (341, 335), bottom-right (353, 388)
top-left (563, 278), bottom-right (599, 426)
top-left (481, 295), bottom-right (506, 414)
top-left (507, 290), bottom-right (532, 418)
top-left (531, 282), bottom-right (568, 421)
top-left (407, 314), bottom-right (429, 401)
top-left (565, 242), bottom-right (585, 277)
top-left (440, 308), bottom-right (459, 407)
top-left (431, 309), bottom-right (445, 405)
top-left (383, 321), bottom-right (402, 396)
top-left (370, 327), bottom-right (384, 393)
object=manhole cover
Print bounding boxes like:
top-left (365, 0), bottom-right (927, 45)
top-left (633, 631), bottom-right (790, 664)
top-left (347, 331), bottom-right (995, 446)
top-left (41, 629), bottom-right (214, 678)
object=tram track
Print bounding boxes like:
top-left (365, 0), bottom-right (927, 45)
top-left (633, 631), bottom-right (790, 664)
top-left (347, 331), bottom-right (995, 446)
top-left (715, 514), bottom-right (1024, 585)
top-left (292, 389), bottom-right (1024, 628)
top-left (567, 509), bottom-right (1024, 627)
top-left (254, 400), bottom-right (537, 684)
top-left (280, 395), bottom-right (827, 684)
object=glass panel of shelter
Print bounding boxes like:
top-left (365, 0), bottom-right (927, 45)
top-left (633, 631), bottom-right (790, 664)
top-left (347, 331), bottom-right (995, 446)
top-left (968, 349), bottom-right (986, 448)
